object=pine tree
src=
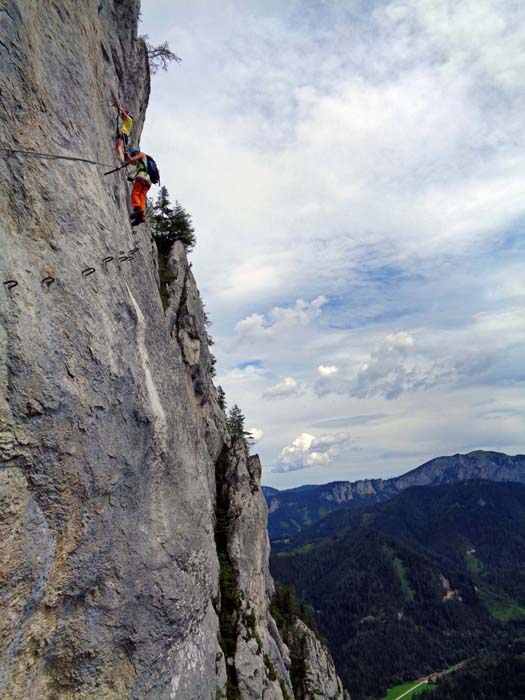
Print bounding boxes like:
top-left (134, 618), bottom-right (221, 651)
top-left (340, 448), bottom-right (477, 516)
top-left (217, 386), bottom-right (227, 411)
top-left (227, 404), bottom-right (245, 440)
top-left (152, 186), bottom-right (173, 238)
top-left (145, 195), bottom-right (155, 221)
top-left (227, 404), bottom-right (254, 450)
top-left (170, 201), bottom-right (196, 250)
top-left (151, 188), bottom-right (196, 252)
top-left (151, 188), bottom-right (197, 310)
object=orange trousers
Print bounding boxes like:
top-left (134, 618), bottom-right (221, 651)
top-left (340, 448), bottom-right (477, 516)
top-left (131, 178), bottom-right (150, 213)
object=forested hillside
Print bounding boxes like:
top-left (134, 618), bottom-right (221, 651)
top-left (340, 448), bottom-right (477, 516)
top-left (414, 641), bottom-right (525, 700)
top-left (270, 481), bottom-right (525, 698)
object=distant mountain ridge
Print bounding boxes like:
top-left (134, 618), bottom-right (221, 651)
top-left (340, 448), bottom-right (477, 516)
top-left (264, 450), bottom-right (525, 541)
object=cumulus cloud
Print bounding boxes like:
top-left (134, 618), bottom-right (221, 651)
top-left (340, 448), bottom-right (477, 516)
top-left (318, 365), bottom-right (338, 377)
top-left (274, 432), bottom-right (352, 473)
top-left (144, 0), bottom-right (525, 314)
top-left (262, 376), bottom-right (304, 399)
top-left (314, 332), bottom-right (450, 399)
top-left (142, 2), bottom-right (525, 486)
top-left (314, 311), bottom-right (525, 402)
top-left (235, 297), bottom-right (326, 344)
top-left (314, 363), bottom-right (349, 396)
top-left (352, 332), bottom-right (429, 400)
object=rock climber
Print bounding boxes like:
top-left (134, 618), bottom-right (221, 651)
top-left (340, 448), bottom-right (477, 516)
top-left (126, 147), bottom-right (150, 226)
top-left (114, 101), bottom-right (134, 162)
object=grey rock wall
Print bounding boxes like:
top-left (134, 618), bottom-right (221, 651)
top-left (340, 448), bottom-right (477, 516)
top-left (286, 620), bottom-right (349, 700)
top-left (0, 2), bottom-right (225, 696)
top-left (0, 1), bottom-right (347, 699)
top-left (217, 443), bottom-right (292, 700)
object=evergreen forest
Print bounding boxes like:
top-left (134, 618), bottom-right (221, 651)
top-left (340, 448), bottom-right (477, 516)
top-left (270, 481), bottom-right (525, 698)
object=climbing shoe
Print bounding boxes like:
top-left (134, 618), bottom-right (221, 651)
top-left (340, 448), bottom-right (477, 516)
top-left (131, 208), bottom-right (145, 226)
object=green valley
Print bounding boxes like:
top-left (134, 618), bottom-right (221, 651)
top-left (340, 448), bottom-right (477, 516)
top-left (384, 680), bottom-right (436, 700)
top-left (270, 480), bottom-right (525, 698)
top-left (413, 642), bottom-right (525, 700)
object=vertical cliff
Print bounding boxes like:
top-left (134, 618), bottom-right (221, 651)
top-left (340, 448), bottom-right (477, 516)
top-left (0, 2), bottom-right (347, 698)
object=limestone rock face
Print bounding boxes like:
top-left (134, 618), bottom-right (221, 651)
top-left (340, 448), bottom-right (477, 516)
top-left (0, 2), bottom-right (224, 696)
top-left (282, 620), bottom-right (349, 700)
top-left (218, 444), bottom-right (292, 700)
top-left (0, 1), bottom-right (347, 699)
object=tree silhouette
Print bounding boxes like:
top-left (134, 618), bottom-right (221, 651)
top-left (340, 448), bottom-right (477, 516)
top-left (145, 40), bottom-right (181, 74)
top-left (227, 404), bottom-right (253, 449)
top-left (151, 187), bottom-right (196, 252)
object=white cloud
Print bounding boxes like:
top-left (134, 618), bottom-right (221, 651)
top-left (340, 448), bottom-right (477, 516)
top-left (318, 365), bottom-right (338, 377)
top-left (314, 331), bottom-right (436, 400)
top-left (225, 364), bottom-right (266, 382)
top-left (313, 311), bottom-right (525, 401)
top-left (235, 297), bottom-right (326, 344)
top-left (262, 376), bottom-right (304, 399)
top-left (315, 372), bottom-right (351, 398)
top-left (249, 427), bottom-right (263, 444)
top-left (144, 0), bottom-right (525, 315)
top-left (352, 331), bottom-right (427, 400)
top-left (274, 432), bottom-right (352, 473)
top-left (142, 1), bottom-right (525, 487)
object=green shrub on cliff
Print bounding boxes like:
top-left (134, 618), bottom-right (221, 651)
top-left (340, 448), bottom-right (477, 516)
top-left (151, 186), bottom-right (196, 252)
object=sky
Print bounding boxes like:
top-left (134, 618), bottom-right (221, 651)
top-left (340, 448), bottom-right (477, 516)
top-left (140, 0), bottom-right (525, 489)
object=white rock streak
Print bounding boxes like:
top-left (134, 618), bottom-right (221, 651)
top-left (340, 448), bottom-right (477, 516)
top-left (127, 285), bottom-right (167, 439)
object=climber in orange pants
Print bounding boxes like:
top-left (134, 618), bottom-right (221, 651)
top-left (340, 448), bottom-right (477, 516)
top-left (126, 147), bottom-right (151, 225)
top-left (131, 179), bottom-right (149, 216)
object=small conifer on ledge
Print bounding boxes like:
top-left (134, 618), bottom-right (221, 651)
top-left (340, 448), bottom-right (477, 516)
top-left (151, 186), bottom-right (196, 252)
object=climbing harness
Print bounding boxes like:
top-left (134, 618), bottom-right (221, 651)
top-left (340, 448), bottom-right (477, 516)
top-left (0, 146), bottom-right (115, 169)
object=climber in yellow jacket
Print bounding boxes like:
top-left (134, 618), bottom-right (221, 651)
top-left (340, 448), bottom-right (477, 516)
top-left (114, 101), bottom-right (134, 162)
